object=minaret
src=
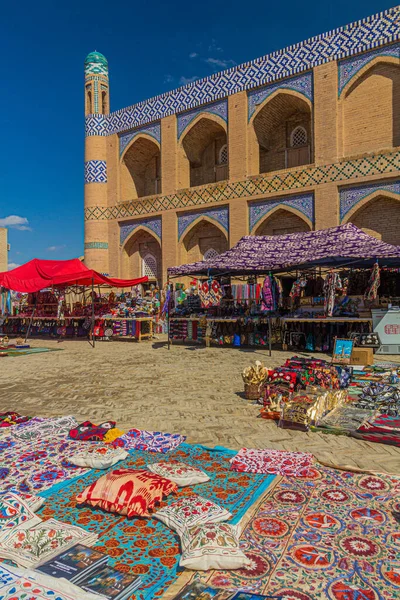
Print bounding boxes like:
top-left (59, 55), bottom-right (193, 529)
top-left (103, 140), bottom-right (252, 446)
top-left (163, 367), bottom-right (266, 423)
top-left (83, 51), bottom-right (110, 274)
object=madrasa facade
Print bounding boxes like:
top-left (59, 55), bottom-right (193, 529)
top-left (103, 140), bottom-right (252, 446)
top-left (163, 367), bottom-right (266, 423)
top-left (84, 5), bottom-right (400, 285)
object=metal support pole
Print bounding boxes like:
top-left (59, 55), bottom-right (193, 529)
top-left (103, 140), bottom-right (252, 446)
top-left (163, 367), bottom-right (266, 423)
top-left (24, 305), bottom-right (36, 343)
top-left (91, 278), bottom-right (95, 349)
top-left (268, 315), bottom-right (272, 357)
top-left (167, 276), bottom-right (171, 351)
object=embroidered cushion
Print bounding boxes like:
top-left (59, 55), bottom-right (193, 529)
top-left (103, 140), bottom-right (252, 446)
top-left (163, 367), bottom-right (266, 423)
top-left (147, 462), bottom-right (210, 487)
top-left (76, 469), bottom-right (177, 517)
top-left (154, 495), bottom-right (231, 533)
top-left (179, 523), bottom-right (250, 570)
top-left (68, 446), bottom-right (128, 469)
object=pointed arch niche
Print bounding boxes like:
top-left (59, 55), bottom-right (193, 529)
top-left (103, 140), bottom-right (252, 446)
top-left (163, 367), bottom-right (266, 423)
top-left (121, 227), bottom-right (162, 283)
top-left (340, 57), bottom-right (400, 157)
top-left (120, 134), bottom-right (161, 201)
top-left (178, 114), bottom-right (228, 189)
top-left (343, 193), bottom-right (400, 245)
top-left (180, 218), bottom-right (228, 265)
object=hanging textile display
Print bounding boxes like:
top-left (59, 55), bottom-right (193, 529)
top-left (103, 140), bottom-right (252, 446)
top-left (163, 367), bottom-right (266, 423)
top-left (198, 279), bottom-right (223, 308)
top-left (323, 271), bottom-right (342, 317)
top-left (261, 275), bottom-right (279, 312)
top-left (289, 276), bottom-right (307, 298)
top-left (364, 262), bottom-right (380, 301)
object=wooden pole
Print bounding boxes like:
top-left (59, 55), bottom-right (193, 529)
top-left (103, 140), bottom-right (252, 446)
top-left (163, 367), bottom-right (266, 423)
top-left (91, 278), bottom-right (95, 349)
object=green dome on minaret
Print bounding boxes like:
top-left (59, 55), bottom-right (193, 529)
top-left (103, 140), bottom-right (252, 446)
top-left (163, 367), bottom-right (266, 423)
top-left (84, 51), bottom-right (108, 76)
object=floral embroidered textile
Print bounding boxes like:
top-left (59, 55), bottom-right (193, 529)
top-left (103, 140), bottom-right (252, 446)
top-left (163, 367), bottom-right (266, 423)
top-left (154, 495), bottom-right (231, 533)
top-left (112, 429), bottom-right (186, 453)
top-left (230, 448), bottom-right (315, 478)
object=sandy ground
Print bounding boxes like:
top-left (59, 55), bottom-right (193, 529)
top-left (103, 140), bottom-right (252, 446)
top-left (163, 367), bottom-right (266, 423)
top-left (1, 336), bottom-right (399, 474)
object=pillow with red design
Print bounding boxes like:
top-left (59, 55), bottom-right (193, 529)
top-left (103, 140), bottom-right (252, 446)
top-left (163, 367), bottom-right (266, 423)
top-left (76, 469), bottom-right (177, 517)
top-left (154, 495), bottom-right (231, 533)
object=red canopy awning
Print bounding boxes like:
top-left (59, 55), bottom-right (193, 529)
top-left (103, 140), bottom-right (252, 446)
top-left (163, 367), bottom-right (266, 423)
top-left (0, 259), bottom-right (148, 293)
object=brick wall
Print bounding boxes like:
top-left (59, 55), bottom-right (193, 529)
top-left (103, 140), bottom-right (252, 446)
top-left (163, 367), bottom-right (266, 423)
top-left (85, 46), bottom-right (400, 283)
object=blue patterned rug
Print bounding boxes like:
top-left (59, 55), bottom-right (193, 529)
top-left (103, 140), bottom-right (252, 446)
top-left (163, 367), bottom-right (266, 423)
top-left (38, 443), bottom-right (275, 599)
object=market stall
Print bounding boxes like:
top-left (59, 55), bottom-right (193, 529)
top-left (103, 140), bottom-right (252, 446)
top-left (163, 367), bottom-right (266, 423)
top-left (167, 224), bottom-right (400, 353)
top-left (0, 258), bottom-right (158, 343)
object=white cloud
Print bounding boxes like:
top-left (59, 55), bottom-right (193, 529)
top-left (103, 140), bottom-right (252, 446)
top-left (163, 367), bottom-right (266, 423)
top-left (206, 58), bottom-right (236, 69)
top-left (8, 262), bottom-right (21, 270)
top-left (0, 215), bottom-right (32, 231)
top-left (47, 245), bottom-right (66, 252)
top-left (179, 75), bottom-right (199, 85)
top-left (189, 52), bottom-right (198, 58)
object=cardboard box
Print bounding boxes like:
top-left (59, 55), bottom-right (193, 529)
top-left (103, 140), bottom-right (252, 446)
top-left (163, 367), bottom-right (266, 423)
top-left (350, 347), bottom-right (374, 365)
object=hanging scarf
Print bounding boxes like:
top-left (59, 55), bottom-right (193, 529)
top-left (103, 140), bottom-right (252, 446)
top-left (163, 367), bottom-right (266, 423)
top-left (323, 272), bottom-right (342, 317)
top-left (364, 262), bottom-right (380, 301)
top-left (261, 275), bottom-right (279, 312)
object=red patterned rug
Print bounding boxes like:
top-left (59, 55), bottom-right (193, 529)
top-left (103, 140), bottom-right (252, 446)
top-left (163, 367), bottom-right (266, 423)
top-left (169, 467), bottom-right (400, 600)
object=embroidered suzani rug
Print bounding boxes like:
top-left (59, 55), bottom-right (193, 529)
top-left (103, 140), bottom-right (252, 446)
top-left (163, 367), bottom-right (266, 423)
top-left (169, 467), bottom-right (400, 600)
top-left (38, 443), bottom-right (275, 599)
top-left (0, 417), bottom-right (90, 494)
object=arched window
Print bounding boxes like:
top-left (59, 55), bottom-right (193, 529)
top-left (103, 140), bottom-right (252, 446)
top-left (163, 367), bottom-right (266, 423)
top-left (203, 248), bottom-right (219, 261)
top-left (101, 90), bottom-right (107, 114)
top-left (142, 254), bottom-right (158, 279)
top-left (218, 144), bottom-right (228, 165)
top-left (290, 126), bottom-right (307, 148)
top-left (86, 87), bottom-right (92, 114)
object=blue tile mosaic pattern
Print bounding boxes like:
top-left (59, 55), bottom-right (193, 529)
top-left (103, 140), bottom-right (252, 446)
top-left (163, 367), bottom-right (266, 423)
top-left (340, 180), bottom-right (400, 221)
top-left (177, 100), bottom-right (228, 138)
top-left (84, 160), bottom-right (107, 183)
top-left (119, 123), bottom-right (161, 156)
top-left (85, 7), bottom-right (399, 137)
top-left (120, 216), bottom-right (162, 245)
top-left (249, 193), bottom-right (314, 232)
top-left (338, 41), bottom-right (400, 95)
top-left (84, 242), bottom-right (109, 249)
top-left (178, 206), bottom-right (229, 240)
top-left (248, 73), bottom-right (313, 119)
top-left (85, 115), bottom-right (108, 136)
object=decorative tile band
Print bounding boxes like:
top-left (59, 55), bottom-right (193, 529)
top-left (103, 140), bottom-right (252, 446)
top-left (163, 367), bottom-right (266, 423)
top-left (120, 216), bottom-right (162, 245)
top-left (84, 160), bottom-right (107, 183)
top-left (249, 193), bottom-right (314, 231)
top-left (178, 206), bottom-right (229, 240)
top-left (85, 150), bottom-right (400, 221)
top-left (85, 7), bottom-right (400, 137)
top-left (84, 242), bottom-right (109, 249)
top-left (119, 123), bottom-right (161, 156)
top-left (248, 73), bottom-right (313, 120)
top-left (338, 41), bottom-right (400, 95)
top-left (340, 179), bottom-right (400, 221)
top-left (177, 100), bottom-right (228, 138)
top-left (85, 115), bottom-right (108, 136)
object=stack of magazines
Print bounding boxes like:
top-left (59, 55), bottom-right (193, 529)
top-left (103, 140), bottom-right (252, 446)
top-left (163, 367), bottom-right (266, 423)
top-left (36, 543), bottom-right (142, 599)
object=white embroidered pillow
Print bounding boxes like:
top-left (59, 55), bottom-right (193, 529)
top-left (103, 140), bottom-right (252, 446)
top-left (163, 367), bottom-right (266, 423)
top-left (68, 447), bottom-right (128, 469)
top-left (179, 522), bottom-right (250, 571)
top-left (147, 462), bottom-right (210, 487)
top-left (154, 495), bottom-right (231, 533)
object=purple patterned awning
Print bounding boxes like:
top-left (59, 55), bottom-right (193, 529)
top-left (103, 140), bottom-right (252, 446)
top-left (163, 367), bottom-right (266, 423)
top-left (168, 224), bottom-right (400, 276)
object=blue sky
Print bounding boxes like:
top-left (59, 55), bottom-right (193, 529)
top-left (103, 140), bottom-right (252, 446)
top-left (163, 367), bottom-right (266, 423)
top-left (0, 0), bottom-right (395, 268)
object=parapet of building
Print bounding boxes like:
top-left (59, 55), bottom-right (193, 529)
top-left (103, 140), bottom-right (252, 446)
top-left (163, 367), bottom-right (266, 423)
top-left (83, 6), bottom-right (400, 284)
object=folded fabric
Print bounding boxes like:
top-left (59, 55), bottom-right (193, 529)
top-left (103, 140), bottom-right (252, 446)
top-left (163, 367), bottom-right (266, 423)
top-left (11, 416), bottom-right (78, 442)
top-left (179, 523), bottom-right (250, 571)
top-left (0, 491), bottom-right (44, 514)
top-left (0, 412), bottom-right (31, 428)
top-left (68, 446), bottom-right (128, 469)
top-left (154, 495), bottom-right (231, 533)
top-left (103, 427), bottom-right (125, 443)
top-left (0, 493), bottom-right (41, 537)
top-left (357, 414), bottom-right (400, 434)
top-left (76, 468), bottom-right (177, 517)
top-left (0, 562), bottom-right (107, 600)
top-left (317, 406), bottom-right (377, 432)
top-left (112, 428), bottom-right (186, 453)
top-left (0, 518), bottom-right (98, 568)
top-left (230, 448), bottom-right (315, 477)
top-left (69, 420), bottom-right (117, 442)
top-left (147, 462), bottom-right (210, 487)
